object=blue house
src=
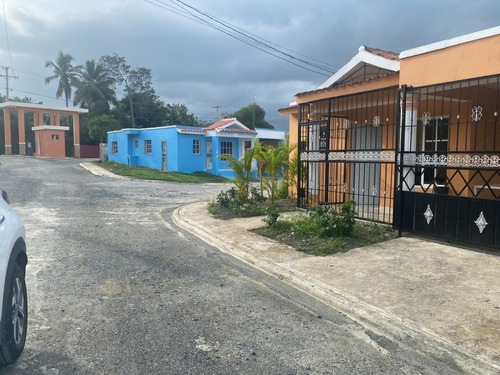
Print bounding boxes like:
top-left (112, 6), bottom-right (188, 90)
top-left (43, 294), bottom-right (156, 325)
top-left (107, 118), bottom-right (286, 178)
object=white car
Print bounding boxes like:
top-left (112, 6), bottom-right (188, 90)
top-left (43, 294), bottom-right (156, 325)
top-left (0, 189), bottom-right (27, 364)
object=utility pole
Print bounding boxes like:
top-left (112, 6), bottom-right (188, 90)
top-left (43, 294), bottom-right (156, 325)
top-left (252, 96), bottom-right (256, 129)
top-left (212, 105), bottom-right (221, 121)
top-left (1, 66), bottom-right (18, 100)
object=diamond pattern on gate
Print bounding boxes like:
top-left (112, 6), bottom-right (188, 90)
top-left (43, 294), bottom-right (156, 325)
top-left (474, 212), bottom-right (488, 234)
top-left (424, 205), bottom-right (433, 224)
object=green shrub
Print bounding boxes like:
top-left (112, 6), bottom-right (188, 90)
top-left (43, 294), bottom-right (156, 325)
top-left (263, 204), bottom-right (280, 227)
top-left (216, 187), bottom-right (240, 208)
top-left (291, 200), bottom-right (357, 238)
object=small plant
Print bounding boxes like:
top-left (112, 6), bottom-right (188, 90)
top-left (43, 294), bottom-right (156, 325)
top-left (216, 187), bottom-right (240, 208)
top-left (263, 204), bottom-right (280, 227)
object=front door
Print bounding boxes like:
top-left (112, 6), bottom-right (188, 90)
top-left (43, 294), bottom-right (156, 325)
top-left (352, 123), bottom-right (382, 206)
top-left (161, 140), bottom-right (167, 171)
top-left (206, 140), bottom-right (212, 170)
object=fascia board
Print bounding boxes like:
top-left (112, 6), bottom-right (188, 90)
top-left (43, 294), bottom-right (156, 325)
top-left (400, 26), bottom-right (500, 59)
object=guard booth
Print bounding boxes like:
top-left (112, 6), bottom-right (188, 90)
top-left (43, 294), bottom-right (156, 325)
top-left (0, 102), bottom-right (88, 158)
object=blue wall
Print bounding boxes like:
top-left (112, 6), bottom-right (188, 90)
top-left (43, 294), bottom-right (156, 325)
top-left (108, 126), bottom-right (225, 175)
top-left (107, 126), bottom-right (282, 178)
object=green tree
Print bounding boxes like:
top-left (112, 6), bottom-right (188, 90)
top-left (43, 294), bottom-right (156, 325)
top-left (88, 114), bottom-right (120, 144)
top-left (44, 51), bottom-right (82, 107)
top-left (225, 103), bottom-right (274, 129)
top-left (100, 54), bottom-right (155, 127)
top-left (73, 59), bottom-right (116, 109)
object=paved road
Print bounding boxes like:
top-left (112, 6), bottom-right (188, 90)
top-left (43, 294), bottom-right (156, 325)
top-left (0, 156), bottom-right (463, 374)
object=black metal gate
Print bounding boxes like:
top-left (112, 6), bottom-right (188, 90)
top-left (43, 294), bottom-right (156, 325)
top-left (298, 87), bottom-right (399, 223)
top-left (395, 75), bottom-right (500, 248)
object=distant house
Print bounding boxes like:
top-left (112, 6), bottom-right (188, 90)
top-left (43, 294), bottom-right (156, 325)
top-left (279, 26), bottom-right (500, 249)
top-left (107, 118), bottom-right (286, 178)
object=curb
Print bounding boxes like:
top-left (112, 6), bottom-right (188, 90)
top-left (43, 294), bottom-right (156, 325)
top-left (172, 202), bottom-right (500, 375)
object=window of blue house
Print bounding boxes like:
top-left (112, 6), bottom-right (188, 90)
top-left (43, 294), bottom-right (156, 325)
top-left (134, 140), bottom-right (138, 148)
top-left (144, 140), bottom-right (152, 154)
top-left (112, 141), bottom-right (118, 154)
top-left (221, 141), bottom-right (233, 155)
top-left (193, 139), bottom-right (200, 154)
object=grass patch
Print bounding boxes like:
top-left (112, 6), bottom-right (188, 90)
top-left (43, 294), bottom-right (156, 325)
top-left (252, 214), bottom-right (398, 256)
top-left (97, 161), bottom-right (230, 183)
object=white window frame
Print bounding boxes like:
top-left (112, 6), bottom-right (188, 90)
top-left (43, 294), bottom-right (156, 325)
top-left (144, 140), bottom-right (152, 154)
top-left (418, 116), bottom-right (449, 187)
top-left (112, 141), bottom-right (118, 154)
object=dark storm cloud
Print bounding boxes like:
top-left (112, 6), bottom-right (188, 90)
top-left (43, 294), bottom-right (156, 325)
top-left (1, 0), bottom-right (499, 130)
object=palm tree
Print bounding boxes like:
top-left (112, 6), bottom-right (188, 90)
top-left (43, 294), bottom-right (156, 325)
top-left (219, 146), bottom-right (256, 203)
top-left (73, 59), bottom-right (117, 109)
top-left (44, 51), bottom-right (82, 107)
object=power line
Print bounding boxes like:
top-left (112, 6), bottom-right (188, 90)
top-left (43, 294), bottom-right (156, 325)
top-left (1, 0), bottom-right (15, 74)
top-left (144, 0), bottom-right (337, 76)
top-left (171, 0), bottom-right (338, 72)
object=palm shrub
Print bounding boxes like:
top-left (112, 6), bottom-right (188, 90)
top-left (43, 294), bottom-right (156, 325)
top-left (258, 135), bottom-right (297, 202)
top-left (218, 146), bottom-right (256, 204)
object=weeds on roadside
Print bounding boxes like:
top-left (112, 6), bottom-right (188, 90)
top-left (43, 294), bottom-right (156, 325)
top-left (208, 187), bottom-right (295, 219)
top-left (255, 200), bottom-right (397, 256)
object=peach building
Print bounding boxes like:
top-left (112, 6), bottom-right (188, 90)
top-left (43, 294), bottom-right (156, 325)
top-left (279, 26), bottom-right (500, 249)
top-left (0, 102), bottom-right (88, 158)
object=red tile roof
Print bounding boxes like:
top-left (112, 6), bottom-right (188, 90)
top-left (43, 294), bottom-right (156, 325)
top-left (364, 46), bottom-right (399, 61)
top-left (205, 118), bottom-right (237, 130)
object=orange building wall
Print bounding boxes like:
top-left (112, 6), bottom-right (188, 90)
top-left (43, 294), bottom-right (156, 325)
top-left (400, 34), bottom-right (500, 87)
top-left (35, 129), bottom-right (67, 158)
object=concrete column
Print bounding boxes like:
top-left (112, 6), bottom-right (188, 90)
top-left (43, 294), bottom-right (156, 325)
top-left (18, 110), bottom-right (26, 155)
top-left (402, 93), bottom-right (419, 191)
top-left (4, 108), bottom-right (12, 155)
top-left (73, 114), bottom-right (80, 158)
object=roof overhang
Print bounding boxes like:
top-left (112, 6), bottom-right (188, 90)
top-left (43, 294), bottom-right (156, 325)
top-left (0, 101), bottom-right (88, 114)
top-left (32, 125), bottom-right (70, 131)
top-left (400, 26), bottom-right (500, 59)
top-left (316, 46), bottom-right (400, 90)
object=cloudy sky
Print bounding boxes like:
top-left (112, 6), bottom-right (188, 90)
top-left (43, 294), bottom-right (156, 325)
top-left (1, 0), bottom-right (499, 130)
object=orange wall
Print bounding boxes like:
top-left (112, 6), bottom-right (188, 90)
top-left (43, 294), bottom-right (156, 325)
top-left (400, 34), bottom-right (500, 87)
top-left (36, 129), bottom-right (67, 158)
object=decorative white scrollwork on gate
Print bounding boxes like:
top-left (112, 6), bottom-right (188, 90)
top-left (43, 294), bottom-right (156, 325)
top-left (373, 116), bottom-right (381, 128)
top-left (471, 106), bottom-right (483, 122)
top-left (328, 151), bottom-right (395, 162)
top-left (403, 153), bottom-right (500, 168)
top-left (422, 111), bottom-right (432, 126)
top-left (300, 152), bottom-right (326, 161)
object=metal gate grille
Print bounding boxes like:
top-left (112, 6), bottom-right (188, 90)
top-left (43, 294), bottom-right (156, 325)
top-left (298, 87), bottom-right (398, 223)
top-left (396, 75), bottom-right (500, 248)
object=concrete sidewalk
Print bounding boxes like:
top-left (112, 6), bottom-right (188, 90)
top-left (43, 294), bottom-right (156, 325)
top-left (173, 201), bottom-right (500, 375)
